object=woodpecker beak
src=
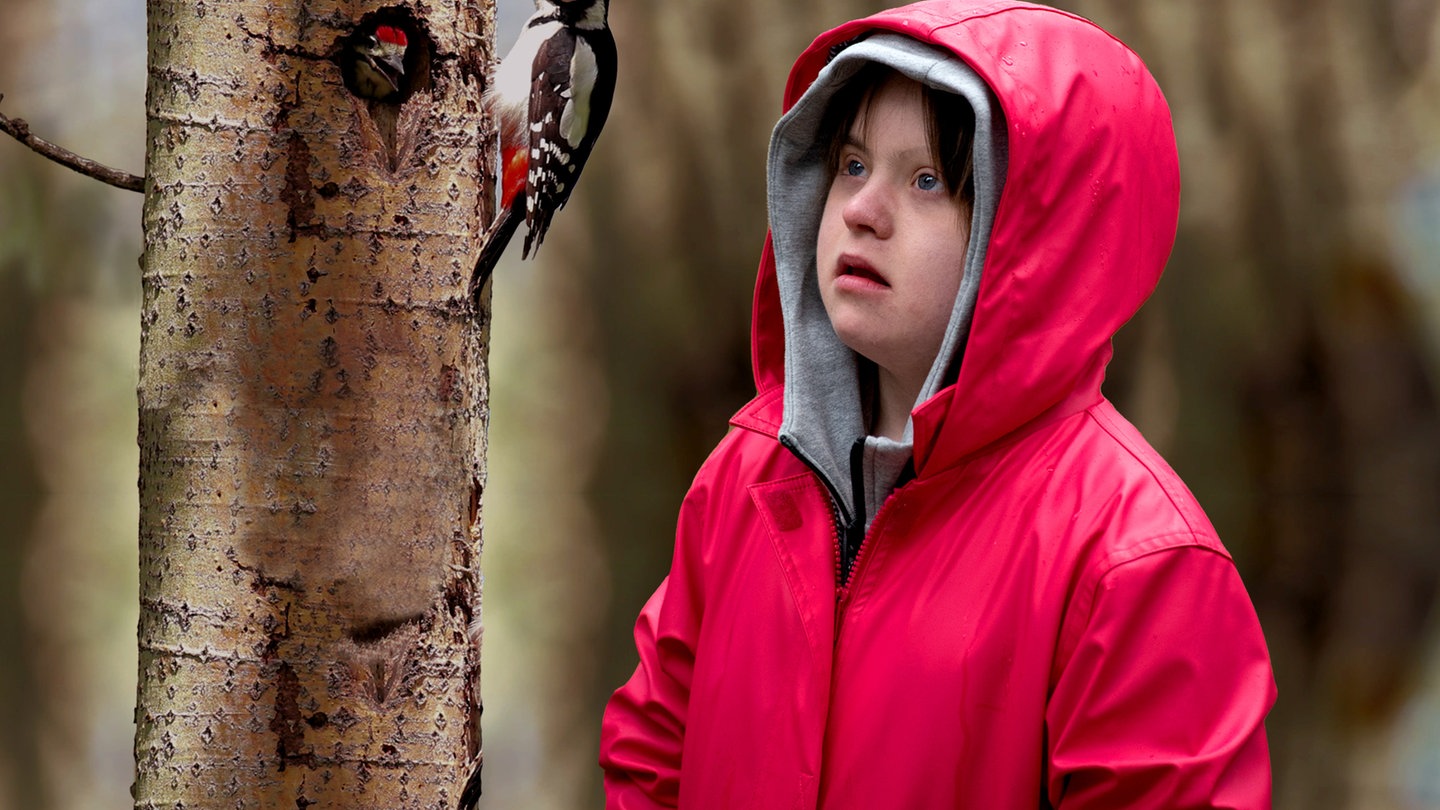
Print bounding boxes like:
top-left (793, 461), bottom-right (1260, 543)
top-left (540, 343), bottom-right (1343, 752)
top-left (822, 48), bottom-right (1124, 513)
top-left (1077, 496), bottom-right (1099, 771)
top-left (379, 52), bottom-right (406, 81)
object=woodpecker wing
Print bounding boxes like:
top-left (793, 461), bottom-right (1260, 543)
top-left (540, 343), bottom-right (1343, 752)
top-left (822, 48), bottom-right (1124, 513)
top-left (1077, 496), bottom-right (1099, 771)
top-left (521, 21), bottom-right (616, 257)
top-left (522, 29), bottom-right (579, 256)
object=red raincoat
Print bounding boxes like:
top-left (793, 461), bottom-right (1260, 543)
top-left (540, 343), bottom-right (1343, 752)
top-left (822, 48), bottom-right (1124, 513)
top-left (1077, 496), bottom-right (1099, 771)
top-left (600, 2), bottom-right (1276, 807)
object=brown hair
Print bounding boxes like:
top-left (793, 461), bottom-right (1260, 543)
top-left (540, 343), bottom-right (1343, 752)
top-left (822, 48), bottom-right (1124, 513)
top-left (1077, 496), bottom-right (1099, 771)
top-left (817, 63), bottom-right (977, 205)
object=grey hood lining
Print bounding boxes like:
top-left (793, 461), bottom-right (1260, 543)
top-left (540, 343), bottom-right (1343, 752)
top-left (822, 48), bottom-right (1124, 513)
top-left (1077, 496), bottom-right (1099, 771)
top-left (766, 33), bottom-right (1007, 524)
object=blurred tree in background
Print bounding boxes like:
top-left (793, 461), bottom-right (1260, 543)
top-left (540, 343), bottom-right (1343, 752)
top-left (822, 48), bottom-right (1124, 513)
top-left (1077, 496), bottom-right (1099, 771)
top-left (541, 0), bottom-right (1440, 807)
top-left (0, 0), bottom-right (145, 805)
top-left (1063, 4), bottom-right (1440, 806)
top-left (4, 0), bottom-right (1440, 808)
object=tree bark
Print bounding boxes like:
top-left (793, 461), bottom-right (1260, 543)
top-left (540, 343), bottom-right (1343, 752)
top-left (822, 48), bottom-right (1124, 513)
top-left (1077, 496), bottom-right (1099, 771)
top-left (134, 0), bottom-right (492, 806)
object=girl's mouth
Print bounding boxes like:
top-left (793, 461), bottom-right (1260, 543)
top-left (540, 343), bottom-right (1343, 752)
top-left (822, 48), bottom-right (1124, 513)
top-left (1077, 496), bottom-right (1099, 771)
top-left (838, 256), bottom-right (889, 288)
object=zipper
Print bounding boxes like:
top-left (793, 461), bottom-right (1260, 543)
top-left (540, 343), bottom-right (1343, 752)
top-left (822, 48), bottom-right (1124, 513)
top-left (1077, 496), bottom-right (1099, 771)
top-left (778, 434), bottom-right (862, 591)
top-left (834, 481), bottom-right (906, 651)
top-left (839, 437), bottom-right (868, 587)
top-left (781, 435), bottom-right (915, 650)
top-left (778, 434), bottom-right (854, 526)
top-left (779, 434), bottom-right (874, 592)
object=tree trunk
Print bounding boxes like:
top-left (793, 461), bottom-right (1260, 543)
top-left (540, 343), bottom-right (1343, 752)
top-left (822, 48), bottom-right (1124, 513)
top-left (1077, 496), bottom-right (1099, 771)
top-left (134, 0), bottom-right (492, 806)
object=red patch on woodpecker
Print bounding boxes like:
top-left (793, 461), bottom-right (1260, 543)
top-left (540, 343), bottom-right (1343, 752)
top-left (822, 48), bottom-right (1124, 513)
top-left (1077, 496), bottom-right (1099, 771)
top-left (375, 25), bottom-right (408, 47)
top-left (500, 146), bottom-right (527, 209)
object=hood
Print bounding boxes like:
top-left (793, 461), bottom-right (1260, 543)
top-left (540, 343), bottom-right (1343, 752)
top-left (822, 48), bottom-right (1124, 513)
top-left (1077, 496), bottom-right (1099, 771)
top-left (748, 0), bottom-right (1180, 483)
top-left (767, 32), bottom-right (1006, 526)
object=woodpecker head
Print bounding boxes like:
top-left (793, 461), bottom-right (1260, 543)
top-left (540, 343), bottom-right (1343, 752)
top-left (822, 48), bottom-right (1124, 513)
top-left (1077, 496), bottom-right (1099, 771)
top-left (350, 24), bottom-right (409, 101)
top-left (548, 0), bottom-right (610, 27)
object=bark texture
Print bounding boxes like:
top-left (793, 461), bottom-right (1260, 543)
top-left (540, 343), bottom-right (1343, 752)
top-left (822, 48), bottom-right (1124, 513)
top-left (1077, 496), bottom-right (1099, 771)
top-left (134, 0), bottom-right (492, 806)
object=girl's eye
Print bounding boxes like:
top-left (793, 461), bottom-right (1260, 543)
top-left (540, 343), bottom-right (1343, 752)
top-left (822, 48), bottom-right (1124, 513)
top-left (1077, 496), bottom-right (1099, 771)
top-left (844, 159), bottom-right (865, 177)
top-left (916, 173), bottom-right (941, 192)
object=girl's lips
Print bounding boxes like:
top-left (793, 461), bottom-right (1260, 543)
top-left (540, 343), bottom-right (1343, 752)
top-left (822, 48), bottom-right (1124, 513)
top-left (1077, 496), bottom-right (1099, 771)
top-left (836, 255), bottom-right (889, 289)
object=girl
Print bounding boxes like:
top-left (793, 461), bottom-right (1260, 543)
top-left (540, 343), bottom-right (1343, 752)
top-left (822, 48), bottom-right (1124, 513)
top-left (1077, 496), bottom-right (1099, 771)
top-left (601, 2), bottom-right (1276, 807)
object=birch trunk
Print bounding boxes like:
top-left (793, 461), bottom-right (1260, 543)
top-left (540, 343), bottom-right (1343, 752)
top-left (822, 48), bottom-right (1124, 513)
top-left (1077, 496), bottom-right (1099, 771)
top-left (134, 0), bottom-right (492, 805)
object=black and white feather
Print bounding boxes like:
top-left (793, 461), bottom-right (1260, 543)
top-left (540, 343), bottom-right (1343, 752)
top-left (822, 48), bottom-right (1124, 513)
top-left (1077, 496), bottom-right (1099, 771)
top-left (470, 0), bottom-right (616, 295)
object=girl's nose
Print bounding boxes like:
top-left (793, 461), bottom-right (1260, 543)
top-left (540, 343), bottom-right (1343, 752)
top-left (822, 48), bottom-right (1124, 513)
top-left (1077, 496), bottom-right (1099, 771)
top-left (842, 179), bottom-right (893, 239)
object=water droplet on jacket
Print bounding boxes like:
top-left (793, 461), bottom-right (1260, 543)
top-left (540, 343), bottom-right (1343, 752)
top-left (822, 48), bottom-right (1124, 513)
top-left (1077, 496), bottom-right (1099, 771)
top-left (1002, 56), bottom-right (1014, 66)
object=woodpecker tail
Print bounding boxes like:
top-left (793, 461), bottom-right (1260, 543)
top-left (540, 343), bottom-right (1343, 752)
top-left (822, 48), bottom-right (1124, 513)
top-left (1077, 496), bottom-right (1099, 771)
top-left (456, 751), bottom-right (482, 810)
top-left (521, 213), bottom-right (551, 261)
top-left (470, 205), bottom-right (521, 308)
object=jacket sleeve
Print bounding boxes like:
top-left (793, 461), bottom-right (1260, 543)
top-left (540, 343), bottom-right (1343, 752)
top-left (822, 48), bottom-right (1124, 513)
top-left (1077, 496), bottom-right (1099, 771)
top-left (1046, 544), bottom-right (1277, 809)
top-left (599, 483), bottom-right (709, 808)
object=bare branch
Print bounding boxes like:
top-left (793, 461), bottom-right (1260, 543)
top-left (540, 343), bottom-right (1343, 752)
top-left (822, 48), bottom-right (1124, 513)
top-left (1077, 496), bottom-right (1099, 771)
top-left (0, 93), bottom-right (145, 193)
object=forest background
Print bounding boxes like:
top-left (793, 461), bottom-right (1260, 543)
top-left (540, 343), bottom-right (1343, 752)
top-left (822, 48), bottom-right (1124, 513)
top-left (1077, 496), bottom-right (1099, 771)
top-left (3, 0), bottom-right (1440, 807)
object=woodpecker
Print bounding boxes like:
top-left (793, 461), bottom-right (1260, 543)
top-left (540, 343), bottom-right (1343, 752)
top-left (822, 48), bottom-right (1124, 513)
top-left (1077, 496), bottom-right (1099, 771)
top-left (468, 0), bottom-right (617, 300)
top-left (350, 25), bottom-right (409, 101)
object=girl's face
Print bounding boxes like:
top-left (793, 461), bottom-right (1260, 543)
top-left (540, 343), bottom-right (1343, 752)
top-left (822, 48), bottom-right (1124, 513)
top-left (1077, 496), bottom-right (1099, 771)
top-left (815, 74), bottom-right (972, 403)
